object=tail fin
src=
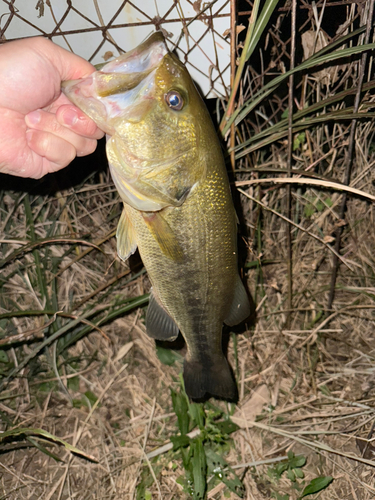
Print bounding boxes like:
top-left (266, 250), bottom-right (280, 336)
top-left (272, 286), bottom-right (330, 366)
top-left (183, 356), bottom-right (238, 402)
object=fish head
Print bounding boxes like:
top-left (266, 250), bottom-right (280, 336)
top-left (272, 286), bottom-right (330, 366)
top-left (62, 32), bottom-right (209, 211)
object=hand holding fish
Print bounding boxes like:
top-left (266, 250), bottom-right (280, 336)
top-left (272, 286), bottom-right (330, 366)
top-left (0, 37), bottom-right (104, 178)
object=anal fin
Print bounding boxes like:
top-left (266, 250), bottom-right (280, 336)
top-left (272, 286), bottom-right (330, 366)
top-left (116, 207), bottom-right (138, 261)
top-left (146, 289), bottom-right (180, 341)
top-left (224, 275), bottom-right (251, 327)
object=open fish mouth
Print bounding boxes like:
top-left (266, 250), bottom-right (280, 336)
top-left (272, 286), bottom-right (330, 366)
top-left (61, 32), bottom-right (168, 133)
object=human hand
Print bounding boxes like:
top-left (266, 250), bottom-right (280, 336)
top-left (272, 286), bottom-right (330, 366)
top-left (0, 37), bottom-right (104, 179)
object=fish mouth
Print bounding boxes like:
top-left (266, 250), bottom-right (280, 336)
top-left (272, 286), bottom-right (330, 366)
top-left (62, 32), bottom-right (168, 133)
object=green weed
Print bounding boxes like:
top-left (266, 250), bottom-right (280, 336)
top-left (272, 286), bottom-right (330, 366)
top-left (267, 451), bottom-right (333, 499)
top-left (136, 371), bottom-right (243, 500)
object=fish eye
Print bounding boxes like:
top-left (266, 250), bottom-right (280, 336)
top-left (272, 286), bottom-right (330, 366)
top-left (165, 90), bottom-right (184, 110)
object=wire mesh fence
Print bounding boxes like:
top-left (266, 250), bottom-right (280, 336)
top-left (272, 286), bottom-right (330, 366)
top-left (0, 1), bottom-right (367, 111)
top-left (0, 0), bottom-right (232, 98)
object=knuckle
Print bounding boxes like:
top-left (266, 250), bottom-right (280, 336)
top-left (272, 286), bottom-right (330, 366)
top-left (64, 145), bottom-right (77, 165)
top-left (76, 115), bottom-right (97, 137)
top-left (44, 134), bottom-right (75, 166)
top-left (49, 119), bottom-right (62, 134)
top-left (77, 139), bottom-right (97, 157)
top-left (29, 36), bottom-right (49, 52)
top-left (39, 132), bottom-right (53, 155)
top-left (86, 139), bottom-right (98, 155)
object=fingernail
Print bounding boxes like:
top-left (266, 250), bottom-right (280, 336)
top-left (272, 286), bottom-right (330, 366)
top-left (62, 107), bottom-right (78, 126)
top-left (26, 110), bottom-right (41, 125)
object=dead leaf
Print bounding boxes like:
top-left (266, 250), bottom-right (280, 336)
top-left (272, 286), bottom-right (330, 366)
top-left (232, 384), bottom-right (271, 427)
top-left (335, 219), bottom-right (347, 228)
top-left (357, 437), bottom-right (375, 459)
top-left (236, 24), bottom-right (246, 35)
top-left (193, 0), bottom-right (202, 14)
top-left (301, 29), bottom-right (345, 86)
top-left (323, 235), bottom-right (335, 244)
top-left (103, 51), bottom-right (114, 61)
top-left (222, 26), bottom-right (245, 39)
top-left (113, 341), bottom-right (134, 363)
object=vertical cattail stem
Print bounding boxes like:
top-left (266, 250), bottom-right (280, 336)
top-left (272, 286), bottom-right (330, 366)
top-left (286, 0), bottom-right (297, 328)
top-left (230, 0), bottom-right (237, 171)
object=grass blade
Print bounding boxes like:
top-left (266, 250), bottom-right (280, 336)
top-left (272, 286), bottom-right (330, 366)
top-left (0, 428), bottom-right (97, 462)
top-left (223, 41), bottom-right (375, 134)
top-left (192, 437), bottom-right (207, 500)
top-left (245, 0), bottom-right (280, 62)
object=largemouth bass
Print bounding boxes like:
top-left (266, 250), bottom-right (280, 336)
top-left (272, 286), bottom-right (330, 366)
top-left (62, 32), bottom-right (250, 401)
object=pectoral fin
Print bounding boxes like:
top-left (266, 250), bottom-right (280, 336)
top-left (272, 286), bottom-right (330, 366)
top-left (146, 289), bottom-right (180, 341)
top-left (142, 211), bottom-right (184, 262)
top-left (224, 276), bottom-right (251, 326)
top-left (116, 208), bottom-right (138, 261)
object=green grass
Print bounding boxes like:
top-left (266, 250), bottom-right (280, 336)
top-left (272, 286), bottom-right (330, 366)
top-left (136, 370), bottom-right (244, 500)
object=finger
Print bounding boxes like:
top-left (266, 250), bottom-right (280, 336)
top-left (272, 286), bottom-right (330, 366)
top-left (25, 109), bottom-right (98, 157)
top-left (56, 104), bottom-right (104, 140)
top-left (25, 128), bottom-right (96, 171)
top-left (36, 37), bottom-right (96, 81)
top-left (0, 38), bottom-right (97, 114)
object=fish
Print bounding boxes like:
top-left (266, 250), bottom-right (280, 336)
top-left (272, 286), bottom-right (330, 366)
top-left (62, 32), bottom-right (251, 401)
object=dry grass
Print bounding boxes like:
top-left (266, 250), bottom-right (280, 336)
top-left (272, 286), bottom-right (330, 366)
top-left (2, 129), bottom-right (375, 499)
